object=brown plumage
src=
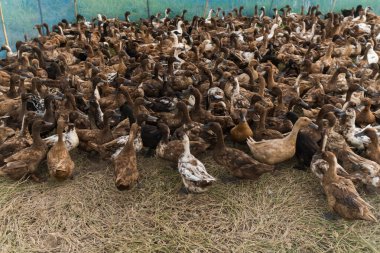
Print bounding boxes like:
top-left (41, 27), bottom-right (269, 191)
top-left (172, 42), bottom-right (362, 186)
top-left (113, 123), bottom-right (140, 191)
top-left (322, 151), bottom-right (377, 222)
top-left (230, 109), bottom-right (253, 143)
top-left (356, 98), bottom-right (376, 126)
top-left (205, 122), bottom-right (274, 180)
top-left (47, 117), bottom-right (75, 181)
top-left (0, 119), bottom-right (52, 181)
top-left (362, 128), bottom-right (380, 165)
top-left (155, 123), bottom-right (209, 162)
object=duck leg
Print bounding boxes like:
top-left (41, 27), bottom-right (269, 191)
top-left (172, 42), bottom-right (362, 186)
top-left (323, 212), bottom-right (341, 221)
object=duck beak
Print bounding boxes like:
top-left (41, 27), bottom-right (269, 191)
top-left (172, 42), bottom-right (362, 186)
top-left (308, 122), bottom-right (319, 130)
top-left (146, 115), bottom-right (158, 122)
top-left (247, 108), bottom-right (255, 112)
top-left (333, 108), bottom-right (345, 118)
top-left (354, 130), bottom-right (366, 138)
top-left (299, 99), bottom-right (310, 109)
top-left (143, 99), bottom-right (153, 106)
top-left (43, 121), bottom-right (54, 127)
top-left (358, 86), bottom-right (367, 92)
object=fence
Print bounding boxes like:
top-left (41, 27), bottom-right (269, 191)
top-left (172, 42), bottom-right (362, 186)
top-left (0, 0), bottom-right (379, 58)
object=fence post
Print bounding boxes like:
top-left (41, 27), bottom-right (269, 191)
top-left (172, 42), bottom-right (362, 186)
top-left (74, 0), bottom-right (78, 19)
top-left (147, 0), bottom-right (150, 18)
top-left (203, 0), bottom-right (209, 18)
top-left (0, 0), bottom-right (9, 47)
top-left (37, 0), bottom-right (44, 24)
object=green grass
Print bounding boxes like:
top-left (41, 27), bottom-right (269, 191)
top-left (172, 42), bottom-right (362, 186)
top-left (0, 150), bottom-right (379, 252)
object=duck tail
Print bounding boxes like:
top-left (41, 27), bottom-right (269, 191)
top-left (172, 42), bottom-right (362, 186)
top-left (246, 136), bottom-right (256, 144)
top-left (364, 212), bottom-right (378, 222)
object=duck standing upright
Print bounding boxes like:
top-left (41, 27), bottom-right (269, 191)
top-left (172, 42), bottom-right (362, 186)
top-left (177, 131), bottom-right (216, 193)
top-left (113, 123), bottom-right (140, 191)
top-left (47, 117), bottom-right (75, 181)
top-left (321, 151), bottom-right (377, 222)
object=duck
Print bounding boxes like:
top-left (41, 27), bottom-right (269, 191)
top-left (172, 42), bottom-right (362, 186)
top-left (76, 109), bottom-right (116, 150)
top-left (0, 119), bottom-right (52, 181)
top-left (44, 121), bottom-right (79, 151)
top-left (230, 109), bottom-right (253, 143)
top-left (155, 123), bottom-right (209, 163)
top-left (360, 128), bottom-right (380, 165)
top-left (188, 85), bottom-right (234, 130)
top-left (340, 108), bottom-right (373, 150)
top-left (356, 97), bottom-right (376, 126)
top-left (247, 117), bottom-right (318, 165)
top-left (0, 119), bottom-right (15, 144)
top-left (324, 112), bottom-right (380, 190)
top-left (205, 122), bottom-right (274, 179)
top-left (0, 111), bottom-right (36, 164)
top-left (310, 123), bottom-right (351, 182)
top-left (88, 128), bottom-right (143, 160)
top-left (321, 151), bottom-right (377, 222)
top-left (177, 131), bottom-right (216, 193)
top-left (47, 117), bottom-right (75, 181)
top-left (112, 123), bottom-right (140, 191)
top-left (253, 103), bottom-right (283, 141)
top-left (286, 112), bottom-right (319, 169)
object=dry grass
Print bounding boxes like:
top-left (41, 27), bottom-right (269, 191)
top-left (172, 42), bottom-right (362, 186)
top-left (0, 149), bottom-right (380, 253)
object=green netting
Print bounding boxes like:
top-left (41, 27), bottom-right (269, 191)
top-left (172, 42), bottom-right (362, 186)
top-left (0, 0), bottom-right (379, 58)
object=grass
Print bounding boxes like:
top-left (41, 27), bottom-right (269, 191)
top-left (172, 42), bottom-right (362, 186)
top-left (0, 149), bottom-right (379, 252)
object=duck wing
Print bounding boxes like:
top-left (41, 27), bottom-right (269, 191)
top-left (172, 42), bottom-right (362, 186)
top-left (178, 155), bottom-right (215, 182)
top-left (330, 180), bottom-right (373, 210)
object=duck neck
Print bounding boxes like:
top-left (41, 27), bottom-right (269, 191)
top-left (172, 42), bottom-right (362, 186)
top-left (266, 67), bottom-right (275, 89)
top-left (183, 135), bottom-right (191, 155)
top-left (181, 106), bottom-right (192, 124)
top-left (321, 132), bottom-right (328, 152)
top-left (57, 121), bottom-right (64, 143)
top-left (258, 76), bottom-right (266, 97)
top-left (214, 126), bottom-right (226, 153)
top-left (286, 120), bottom-right (303, 143)
top-left (277, 93), bottom-right (284, 108)
top-left (345, 88), bottom-right (354, 102)
top-left (44, 101), bottom-right (55, 122)
top-left (326, 159), bottom-right (338, 181)
top-left (127, 127), bottom-right (137, 146)
top-left (31, 124), bottom-right (44, 148)
top-left (258, 108), bottom-right (267, 130)
top-left (192, 88), bottom-right (202, 111)
top-left (20, 115), bottom-right (30, 137)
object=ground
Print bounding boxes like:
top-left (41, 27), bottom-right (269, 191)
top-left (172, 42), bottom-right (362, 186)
top-left (0, 149), bottom-right (379, 253)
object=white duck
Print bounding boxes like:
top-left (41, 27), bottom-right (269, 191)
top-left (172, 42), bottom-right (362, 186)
top-left (205, 9), bottom-right (215, 24)
top-left (171, 20), bottom-right (183, 36)
top-left (1, 45), bottom-right (18, 58)
top-left (340, 108), bottom-right (380, 150)
top-left (44, 123), bottom-right (79, 151)
top-left (352, 6), bottom-right (372, 23)
top-left (177, 132), bottom-right (216, 193)
top-left (160, 8), bottom-right (171, 22)
top-left (256, 24), bottom-right (279, 42)
top-left (366, 43), bottom-right (379, 65)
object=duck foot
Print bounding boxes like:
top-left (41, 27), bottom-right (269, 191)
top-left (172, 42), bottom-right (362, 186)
top-left (169, 163), bottom-right (177, 170)
top-left (178, 186), bottom-right (189, 195)
top-left (364, 185), bottom-right (379, 195)
top-left (220, 176), bottom-right (240, 184)
top-left (144, 148), bottom-right (155, 158)
top-left (323, 212), bottom-right (340, 221)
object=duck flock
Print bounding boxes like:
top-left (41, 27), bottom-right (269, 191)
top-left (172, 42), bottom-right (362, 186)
top-left (0, 5), bottom-right (380, 222)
